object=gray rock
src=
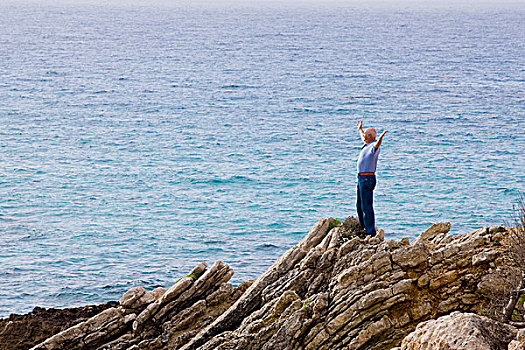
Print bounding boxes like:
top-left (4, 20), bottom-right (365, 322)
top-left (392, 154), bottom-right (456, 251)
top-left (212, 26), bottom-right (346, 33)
top-left (119, 286), bottom-right (146, 309)
top-left (508, 329), bottom-right (525, 350)
top-left (399, 311), bottom-right (516, 350)
top-left (391, 243), bottom-right (429, 268)
top-left (412, 222), bottom-right (451, 245)
top-left (472, 250), bottom-right (498, 266)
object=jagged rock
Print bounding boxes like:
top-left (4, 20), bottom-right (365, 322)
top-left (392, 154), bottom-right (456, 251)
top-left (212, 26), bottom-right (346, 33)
top-left (25, 218), bottom-right (524, 350)
top-left (28, 260), bottom-right (252, 350)
top-left (412, 222), bottom-right (451, 245)
top-left (151, 287), bottom-right (166, 300)
top-left (0, 302), bottom-right (118, 350)
top-left (398, 311), bottom-right (516, 350)
top-left (120, 286), bottom-right (146, 308)
top-left (509, 329), bottom-right (525, 350)
top-left (391, 243), bottom-right (429, 268)
top-left (177, 219), bottom-right (520, 350)
top-left (377, 228), bottom-right (385, 241)
top-left (30, 307), bottom-right (132, 350)
top-left (472, 250), bottom-right (498, 266)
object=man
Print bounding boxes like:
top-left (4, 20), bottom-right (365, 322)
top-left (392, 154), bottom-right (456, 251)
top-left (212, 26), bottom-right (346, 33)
top-left (356, 120), bottom-right (387, 237)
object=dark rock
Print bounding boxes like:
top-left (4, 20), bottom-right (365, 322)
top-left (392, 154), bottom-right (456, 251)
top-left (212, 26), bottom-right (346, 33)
top-left (0, 302), bottom-right (117, 350)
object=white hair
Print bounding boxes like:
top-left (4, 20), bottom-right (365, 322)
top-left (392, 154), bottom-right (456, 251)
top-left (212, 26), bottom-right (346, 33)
top-left (365, 128), bottom-right (377, 140)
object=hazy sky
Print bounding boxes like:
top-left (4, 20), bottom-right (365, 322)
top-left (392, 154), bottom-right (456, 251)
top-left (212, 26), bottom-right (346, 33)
top-left (3, 0), bottom-right (525, 9)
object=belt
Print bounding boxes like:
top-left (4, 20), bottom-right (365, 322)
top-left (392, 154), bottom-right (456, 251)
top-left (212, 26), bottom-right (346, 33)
top-left (358, 172), bottom-right (375, 175)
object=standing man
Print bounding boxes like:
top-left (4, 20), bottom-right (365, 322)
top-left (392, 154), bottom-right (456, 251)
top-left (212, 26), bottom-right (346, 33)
top-left (356, 120), bottom-right (387, 237)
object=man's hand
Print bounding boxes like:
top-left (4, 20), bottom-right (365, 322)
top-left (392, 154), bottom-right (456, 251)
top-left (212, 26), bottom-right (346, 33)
top-left (375, 130), bottom-right (387, 150)
top-left (357, 120), bottom-right (366, 142)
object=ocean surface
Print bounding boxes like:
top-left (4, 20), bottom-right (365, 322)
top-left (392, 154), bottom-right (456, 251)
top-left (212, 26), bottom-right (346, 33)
top-left (0, 1), bottom-right (524, 317)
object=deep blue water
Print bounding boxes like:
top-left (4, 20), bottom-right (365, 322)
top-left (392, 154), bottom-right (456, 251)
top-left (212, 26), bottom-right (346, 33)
top-left (0, 1), bottom-right (524, 317)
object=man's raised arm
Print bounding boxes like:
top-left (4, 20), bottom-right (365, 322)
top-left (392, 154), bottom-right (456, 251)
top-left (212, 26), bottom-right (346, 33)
top-left (357, 120), bottom-right (366, 143)
top-left (374, 130), bottom-right (387, 150)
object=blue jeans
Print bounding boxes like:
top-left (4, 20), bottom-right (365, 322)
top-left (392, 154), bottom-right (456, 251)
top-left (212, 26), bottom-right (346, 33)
top-left (357, 175), bottom-right (376, 236)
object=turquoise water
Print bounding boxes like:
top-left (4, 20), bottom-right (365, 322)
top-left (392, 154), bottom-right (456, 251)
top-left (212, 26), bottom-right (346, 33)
top-left (0, 2), bottom-right (524, 317)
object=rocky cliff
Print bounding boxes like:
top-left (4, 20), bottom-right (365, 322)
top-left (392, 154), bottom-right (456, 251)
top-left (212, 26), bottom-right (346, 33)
top-left (4, 216), bottom-right (525, 350)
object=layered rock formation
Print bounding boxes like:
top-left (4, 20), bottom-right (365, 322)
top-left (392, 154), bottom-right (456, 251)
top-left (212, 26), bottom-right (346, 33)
top-left (16, 216), bottom-right (525, 349)
top-left (395, 311), bottom-right (518, 350)
top-left (0, 302), bottom-right (117, 350)
top-left (30, 262), bottom-right (252, 350)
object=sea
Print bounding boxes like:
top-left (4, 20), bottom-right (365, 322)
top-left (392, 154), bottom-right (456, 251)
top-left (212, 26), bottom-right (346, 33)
top-left (0, 0), bottom-right (523, 317)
